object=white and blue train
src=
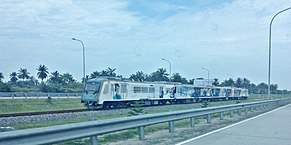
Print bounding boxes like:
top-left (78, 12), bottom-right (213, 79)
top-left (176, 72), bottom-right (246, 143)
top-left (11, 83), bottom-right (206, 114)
top-left (81, 77), bottom-right (248, 109)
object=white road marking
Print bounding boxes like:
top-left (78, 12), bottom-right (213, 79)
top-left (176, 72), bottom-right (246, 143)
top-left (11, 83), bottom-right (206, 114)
top-left (176, 104), bottom-right (291, 145)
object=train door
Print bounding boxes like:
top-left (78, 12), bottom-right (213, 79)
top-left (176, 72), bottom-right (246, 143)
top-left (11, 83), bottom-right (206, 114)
top-left (159, 86), bottom-right (164, 98)
top-left (120, 83), bottom-right (128, 99)
top-left (164, 86), bottom-right (172, 98)
top-left (148, 85), bottom-right (156, 98)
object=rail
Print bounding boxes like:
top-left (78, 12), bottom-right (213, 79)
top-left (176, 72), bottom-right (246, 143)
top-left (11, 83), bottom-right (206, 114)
top-left (0, 98), bottom-right (290, 145)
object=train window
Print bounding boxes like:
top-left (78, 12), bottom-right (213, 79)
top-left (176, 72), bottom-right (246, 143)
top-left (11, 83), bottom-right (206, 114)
top-left (121, 84), bottom-right (127, 93)
top-left (212, 88), bottom-right (220, 96)
top-left (133, 87), bottom-right (141, 93)
top-left (85, 82), bottom-right (101, 94)
top-left (103, 84), bottom-right (109, 94)
top-left (149, 87), bottom-right (155, 93)
top-left (142, 87), bottom-right (149, 93)
top-left (111, 84), bottom-right (114, 91)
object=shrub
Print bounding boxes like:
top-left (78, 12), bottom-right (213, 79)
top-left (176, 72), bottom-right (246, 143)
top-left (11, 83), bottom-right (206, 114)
top-left (201, 101), bottom-right (209, 108)
top-left (128, 101), bottom-right (146, 116)
top-left (0, 83), bottom-right (12, 92)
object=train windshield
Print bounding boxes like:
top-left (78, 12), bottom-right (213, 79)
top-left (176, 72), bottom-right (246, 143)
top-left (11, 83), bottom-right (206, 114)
top-left (85, 82), bottom-right (101, 94)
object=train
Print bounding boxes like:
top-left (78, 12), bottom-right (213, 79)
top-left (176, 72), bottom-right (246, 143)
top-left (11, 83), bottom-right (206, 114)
top-left (81, 77), bottom-right (248, 109)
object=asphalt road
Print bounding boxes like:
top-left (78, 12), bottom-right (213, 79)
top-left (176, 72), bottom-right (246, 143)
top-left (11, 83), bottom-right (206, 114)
top-left (178, 104), bottom-right (291, 145)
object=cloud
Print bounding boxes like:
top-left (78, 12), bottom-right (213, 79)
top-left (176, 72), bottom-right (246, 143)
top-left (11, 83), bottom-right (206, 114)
top-left (1, 0), bottom-right (291, 89)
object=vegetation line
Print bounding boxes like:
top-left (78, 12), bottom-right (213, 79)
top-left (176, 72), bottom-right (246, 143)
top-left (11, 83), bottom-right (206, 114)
top-left (0, 66), bottom-right (287, 94)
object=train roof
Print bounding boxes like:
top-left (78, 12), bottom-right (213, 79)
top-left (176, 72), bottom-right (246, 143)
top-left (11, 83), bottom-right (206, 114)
top-left (86, 77), bottom-right (247, 90)
top-left (86, 77), bottom-right (181, 85)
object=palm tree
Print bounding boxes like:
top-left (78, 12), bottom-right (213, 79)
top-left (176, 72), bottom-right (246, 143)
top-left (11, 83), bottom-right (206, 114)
top-left (129, 71), bottom-right (146, 82)
top-left (149, 68), bottom-right (169, 81)
top-left (100, 70), bottom-right (109, 76)
top-left (106, 67), bottom-right (116, 77)
top-left (90, 71), bottom-right (101, 79)
top-left (37, 64), bottom-right (49, 82)
top-left (212, 78), bottom-right (219, 86)
top-left (235, 78), bottom-right (243, 88)
top-left (49, 71), bottom-right (61, 83)
top-left (242, 78), bottom-right (251, 89)
top-left (0, 72), bottom-right (4, 82)
top-left (61, 73), bottom-right (75, 85)
top-left (10, 72), bottom-right (18, 83)
top-left (18, 68), bottom-right (30, 81)
top-left (221, 78), bottom-right (234, 87)
top-left (28, 76), bottom-right (39, 86)
top-left (171, 73), bottom-right (188, 84)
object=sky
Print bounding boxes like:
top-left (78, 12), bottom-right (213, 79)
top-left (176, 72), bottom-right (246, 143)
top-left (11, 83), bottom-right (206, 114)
top-left (0, 0), bottom-right (291, 89)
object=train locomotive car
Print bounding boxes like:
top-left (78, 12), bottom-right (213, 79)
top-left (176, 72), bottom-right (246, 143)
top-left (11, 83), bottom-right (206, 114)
top-left (81, 77), bottom-right (248, 109)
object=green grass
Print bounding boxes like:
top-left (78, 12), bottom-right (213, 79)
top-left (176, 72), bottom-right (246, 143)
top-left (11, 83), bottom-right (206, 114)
top-left (5, 95), bottom-right (290, 130)
top-left (55, 118), bottom-right (206, 145)
top-left (0, 98), bottom-right (84, 114)
top-left (6, 95), bottom-right (289, 144)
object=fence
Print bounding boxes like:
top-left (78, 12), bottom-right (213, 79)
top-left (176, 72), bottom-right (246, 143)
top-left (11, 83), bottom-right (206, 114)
top-left (0, 92), bottom-right (82, 99)
top-left (0, 98), bottom-right (290, 145)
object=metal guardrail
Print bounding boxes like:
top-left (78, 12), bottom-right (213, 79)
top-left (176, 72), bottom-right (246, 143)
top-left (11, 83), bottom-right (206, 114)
top-left (0, 92), bottom-right (82, 99)
top-left (0, 98), bottom-right (290, 145)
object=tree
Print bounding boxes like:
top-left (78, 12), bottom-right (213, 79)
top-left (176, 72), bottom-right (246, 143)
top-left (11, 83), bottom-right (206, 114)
top-left (248, 83), bottom-right (257, 94)
top-left (270, 84), bottom-right (278, 94)
top-left (61, 73), bottom-right (75, 85)
top-left (28, 76), bottom-right (39, 86)
top-left (221, 78), bottom-right (234, 87)
top-left (0, 72), bottom-right (3, 82)
top-left (18, 68), bottom-right (30, 81)
top-left (171, 73), bottom-right (188, 84)
top-left (37, 64), bottom-right (49, 82)
top-left (242, 78), bottom-right (251, 89)
top-left (235, 78), bottom-right (243, 88)
top-left (106, 67), bottom-right (116, 77)
top-left (129, 71), bottom-right (146, 82)
top-left (147, 68), bottom-right (169, 81)
top-left (257, 83), bottom-right (268, 94)
top-left (188, 79), bottom-right (194, 85)
top-left (100, 70), bottom-right (109, 76)
top-left (90, 71), bottom-right (101, 79)
top-left (49, 71), bottom-right (62, 84)
top-left (10, 72), bottom-right (18, 83)
top-left (212, 78), bottom-right (219, 86)
top-left (0, 82), bottom-right (11, 92)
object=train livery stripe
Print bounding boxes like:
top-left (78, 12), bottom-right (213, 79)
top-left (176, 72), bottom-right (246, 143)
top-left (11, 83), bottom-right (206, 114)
top-left (98, 82), bottom-right (105, 104)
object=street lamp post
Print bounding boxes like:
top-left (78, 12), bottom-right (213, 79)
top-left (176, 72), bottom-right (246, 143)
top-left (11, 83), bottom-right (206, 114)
top-left (201, 67), bottom-right (210, 86)
top-left (268, 7), bottom-right (291, 99)
top-left (162, 58), bottom-right (171, 81)
top-left (72, 38), bottom-right (86, 91)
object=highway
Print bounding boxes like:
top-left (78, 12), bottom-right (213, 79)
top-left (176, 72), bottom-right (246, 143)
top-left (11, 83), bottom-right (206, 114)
top-left (177, 104), bottom-right (291, 145)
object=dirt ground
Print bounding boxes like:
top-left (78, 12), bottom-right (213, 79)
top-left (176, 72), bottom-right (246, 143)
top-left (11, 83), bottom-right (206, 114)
top-left (104, 108), bottom-right (271, 145)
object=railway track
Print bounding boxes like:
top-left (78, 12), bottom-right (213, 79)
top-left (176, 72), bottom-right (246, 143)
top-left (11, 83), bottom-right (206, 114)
top-left (0, 109), bottom-right (89, 118)
top-left (0, 98), bottom-right (263, 118)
